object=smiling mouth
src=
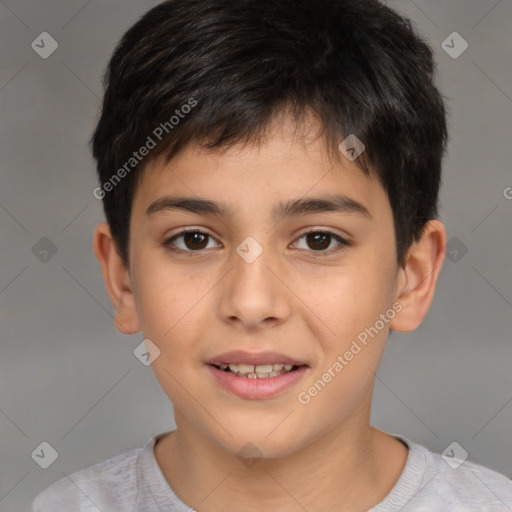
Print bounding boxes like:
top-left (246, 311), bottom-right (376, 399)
top-left (209, 363), bottom-right (303, 379)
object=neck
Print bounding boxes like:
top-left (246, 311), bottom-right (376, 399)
top-left (154, 413), bottom-right (408, 511)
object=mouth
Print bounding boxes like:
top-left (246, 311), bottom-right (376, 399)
top-left (206, 351), bottom-right (310, 399)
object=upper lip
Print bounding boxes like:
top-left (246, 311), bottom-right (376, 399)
top-left (207, 351), bottom-right (309, 367)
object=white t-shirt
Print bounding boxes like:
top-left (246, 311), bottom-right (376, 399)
top-left (32, 431), bottom-right (512, 511)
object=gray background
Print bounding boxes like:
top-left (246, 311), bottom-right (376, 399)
top-left (1, 1), bottom-right (511, 510)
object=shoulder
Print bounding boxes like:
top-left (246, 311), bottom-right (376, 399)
top-left (424, 450), bottom-right (512, 509)
top-left (32, 444), bottom-right (143, 512)
top-left (396, 438), bottom-right (512, 511)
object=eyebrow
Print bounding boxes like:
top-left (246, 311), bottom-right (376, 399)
top-left (146, 194), bottom-right (372, 221)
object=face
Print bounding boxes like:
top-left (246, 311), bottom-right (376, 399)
top-left (127, 114), bottom-right (402, 459)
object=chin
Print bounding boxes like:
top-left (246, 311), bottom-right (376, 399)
top-left (206, 419), bottom-right (307, 461)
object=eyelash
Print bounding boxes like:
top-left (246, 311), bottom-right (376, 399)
top-left (163, 228), bottom-right (351, 258)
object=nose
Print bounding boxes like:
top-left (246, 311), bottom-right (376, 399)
top-left (217, 240), bottom-right (291, 331)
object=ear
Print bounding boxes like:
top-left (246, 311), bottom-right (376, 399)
top-left (92, 222), bottom-right (140, 335)
top-left (390, 219), bottom-right (446, 332)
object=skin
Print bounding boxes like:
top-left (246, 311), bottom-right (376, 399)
top-left (94, 112), bottom-right (446, 511)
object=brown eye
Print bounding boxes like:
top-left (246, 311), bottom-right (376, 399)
top-left (182, 232), bottom-right (209, 250)
top-left (294, 230), bottom-right (350, 256)
top-left (164, 230), bottom-right (220, 253)
top-left (306, 232), bottom-right (332, 250)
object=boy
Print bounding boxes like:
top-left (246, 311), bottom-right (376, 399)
top-left (33, 0), bottom-right (512, 510)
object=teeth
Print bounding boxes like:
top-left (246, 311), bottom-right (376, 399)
top-left (228, 363), bottom-right (254, 373)
top-left (255, 364), bottom-right (273, 373)
top-left (217, 362), bottom-right (298, 378)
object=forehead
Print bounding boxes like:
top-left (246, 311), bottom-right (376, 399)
top-left (132, 114), bottom-right (389, 222)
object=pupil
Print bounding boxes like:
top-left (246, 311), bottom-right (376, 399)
top-left (307, 232), bottom-right (330, 250)
top-left (184, 232), bottom-right (207, 250)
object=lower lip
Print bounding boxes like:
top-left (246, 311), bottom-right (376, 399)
top-left (207, 364), bottom-right (309, 399)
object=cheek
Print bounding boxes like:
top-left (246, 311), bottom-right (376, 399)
top-left (134, 270), bottom-right (202, 402)
top-left (133, 262), bottom-right (215, 381)
top-left (312, 255), bottom-right (397, 373)
top-left (134, 257), bottom-right (200, 338)
top-left (319, 272), bottom-right (390, 334)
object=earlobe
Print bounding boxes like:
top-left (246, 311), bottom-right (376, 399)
top-left (92, 222), bottom-right (141, 335)
top-left (390, 220), bottom-right (446, 332)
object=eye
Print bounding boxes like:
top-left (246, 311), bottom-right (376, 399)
top-left (164, 229), bottom-right (220, 254)
top-left (163, 229), bottom-right (350, 257)
top-left (293, 230), bottom-right (350, 255)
